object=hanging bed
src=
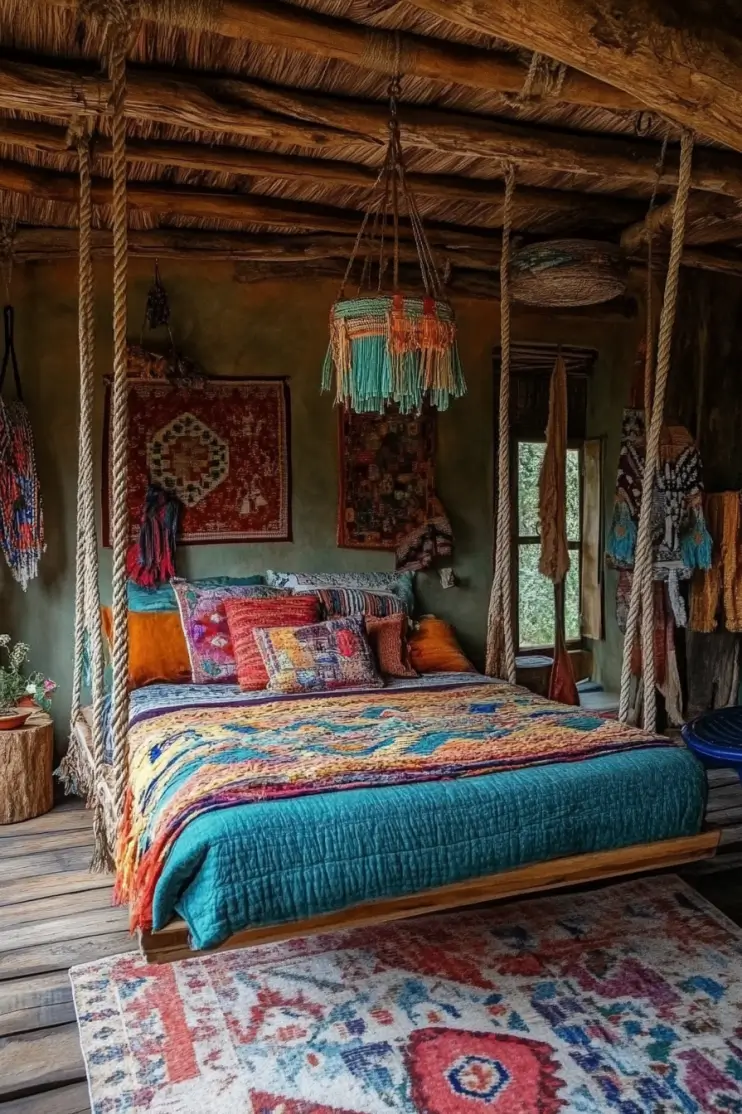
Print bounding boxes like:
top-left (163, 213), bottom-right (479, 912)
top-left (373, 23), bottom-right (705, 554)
top-left (72, 674), bottom-right (715, 963)
top-left (58, 19), bottom-right (717, 966)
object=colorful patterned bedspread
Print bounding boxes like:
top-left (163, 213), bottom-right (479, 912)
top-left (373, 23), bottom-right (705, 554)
top-left (117, 678), bottom-right (672, 932)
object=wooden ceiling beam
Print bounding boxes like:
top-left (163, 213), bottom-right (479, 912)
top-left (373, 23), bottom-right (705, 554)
top-left (11, 224), bottom-right (742, 282)
top-left (0, 158), bottom-right (517, 248)
top-left (621, 194), bottom-right (742, 253)
top-left (0, 118), bottom-right (644, 227)
top-left (35, 0), bottom-right (639, 110)
top-left (9, 227), bottom-right (500, 270)
top-left (410, 0), bottom-right (742, 153)
top-left (1, 57), bottom-right (741, 200)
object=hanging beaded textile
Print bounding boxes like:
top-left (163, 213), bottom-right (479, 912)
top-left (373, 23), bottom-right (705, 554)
top-left (321, 76), bottom-right (465, 414)
top-left (0, 305), bottom-right (45, 589)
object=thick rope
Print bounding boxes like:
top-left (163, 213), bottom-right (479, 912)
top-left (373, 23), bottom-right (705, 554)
top-left (485, 166), bottom-right (516, 683)
top-left (631, 134), bottom-right (668, 730)
top-left (107, 29), bottom-right (131, 833)
top-left (618, 130), bottom-right (695, 730)
top-left (78, 133), bottom-right (113, 871)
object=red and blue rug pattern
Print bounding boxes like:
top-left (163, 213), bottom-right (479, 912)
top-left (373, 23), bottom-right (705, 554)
top-left (70, 876), bottom-right (742, 1113)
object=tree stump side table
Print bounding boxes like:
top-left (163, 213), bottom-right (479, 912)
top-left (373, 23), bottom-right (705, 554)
top-left (0, 711), bottom-right (54, 824)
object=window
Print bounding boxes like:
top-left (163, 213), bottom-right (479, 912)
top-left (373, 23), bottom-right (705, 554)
top-left (515, 440), bottom-right (582, 651)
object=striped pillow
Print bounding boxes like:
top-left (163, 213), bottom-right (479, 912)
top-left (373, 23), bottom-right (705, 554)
top-left (312, 587), bottom-right (406, 619)
top-left (224, 595), bottom-right (320, 691)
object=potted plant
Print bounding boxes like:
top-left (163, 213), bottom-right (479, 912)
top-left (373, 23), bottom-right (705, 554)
top-left (0, 635), bottom-right (56, 729)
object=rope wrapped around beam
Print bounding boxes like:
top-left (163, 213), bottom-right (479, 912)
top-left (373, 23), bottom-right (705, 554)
top-left (618, 130), bottom-right (695, 730)
top-left (485, 165), bottom-right (516, 683)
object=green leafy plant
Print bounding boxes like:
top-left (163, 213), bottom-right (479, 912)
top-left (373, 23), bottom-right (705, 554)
top-left (0, 635), bottom-right (56, 714)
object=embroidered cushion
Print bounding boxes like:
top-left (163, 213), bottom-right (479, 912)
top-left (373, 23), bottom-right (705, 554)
top-left (224, 595), bottom-right (320, 691)
top-left (254, 615), bottom-right (383, 694)
top-left (365, 614), bottom-right (417, 678)
top-left (408, 616), bottom-right (475, 674)
top-left (101, 607), bottom-right (191, 689)
top-left (172, 579), bottom-right (285, 684)
top-left (312, 587), bottom-right (407, 619)
top-left (266, 570), bottom-right (415, 613)
top-left (127, 575), bottom-right (265, 613)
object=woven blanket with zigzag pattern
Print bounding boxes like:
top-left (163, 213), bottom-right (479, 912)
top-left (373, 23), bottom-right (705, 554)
top-left (116, 680), bottom-right (670, 930)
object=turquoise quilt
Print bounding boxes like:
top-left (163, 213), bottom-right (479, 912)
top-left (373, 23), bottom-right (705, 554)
top-left (118, 676), bottom-right (707, 949)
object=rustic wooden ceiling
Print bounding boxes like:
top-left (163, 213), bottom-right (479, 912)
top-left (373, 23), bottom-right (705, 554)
top-left (0, 0), bottom-right (738, 286)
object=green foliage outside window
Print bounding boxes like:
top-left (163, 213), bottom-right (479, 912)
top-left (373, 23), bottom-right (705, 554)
top-left (517, 442), bottom-right (581, 649)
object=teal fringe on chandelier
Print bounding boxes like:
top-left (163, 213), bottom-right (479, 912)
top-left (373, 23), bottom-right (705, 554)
top-left (322, 72), bottom-right (467, 415)
top-left (322, 295), bottom-right (466, 414)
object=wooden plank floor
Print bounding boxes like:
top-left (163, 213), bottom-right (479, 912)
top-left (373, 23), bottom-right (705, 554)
top-left (0, 802), bottom-right (739, 1111)
top-left (0, 800), bottom-right (127, 1113)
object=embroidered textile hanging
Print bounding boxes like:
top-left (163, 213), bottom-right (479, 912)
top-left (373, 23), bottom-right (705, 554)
top-left (606, 407), bottom-right (712, 625)
top-left (0, 306), bottom-right (44, 589)
top-left (338, 404), bottom-right (452, 567)
top-left (104, 377), bottom-right (291, 545)
top-left (322, 77), bottom-right (465, 414)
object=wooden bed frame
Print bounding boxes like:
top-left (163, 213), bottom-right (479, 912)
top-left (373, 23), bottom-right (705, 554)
top-left (139, 829), bottom-right (720, 963)
top-left (73, 705), bottom-right (720, 964)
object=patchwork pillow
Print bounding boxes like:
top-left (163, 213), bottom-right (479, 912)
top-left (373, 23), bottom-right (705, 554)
top-left (224, 595), bottom-right (320, 691)
top-left (101, 607), bottom-right (191, 689)
top-left (127, 575), bottom-right (265, 613)
top-left (266, 570), bottom-right (415, 613)
top-left (365, 614), bottom-right (418, 678)
top-left (172, 579), bottom-right (285, 684)
top-left (408, 616), bottom-right (475, 674)
top-left (254, 615), bottom-right (383, 694)
top-left (313, 587), bottom-right (407, 619)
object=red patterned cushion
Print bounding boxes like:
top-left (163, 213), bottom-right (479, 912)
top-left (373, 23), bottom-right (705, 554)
top-left (224, 595), bottom-right (320, 691)
top-left (365, 614), bottom-right (417, 678)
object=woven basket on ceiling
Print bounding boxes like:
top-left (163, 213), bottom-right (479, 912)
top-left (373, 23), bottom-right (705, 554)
top-left (510, 239), bottom-right (626, 307)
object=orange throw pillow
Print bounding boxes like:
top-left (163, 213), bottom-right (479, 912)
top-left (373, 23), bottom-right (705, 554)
top-left (365, 614), bottom-right (417, 678)
top-left (101, 607), bottom-right (191, 689)
top-left (224, 595), bottom-right (320, 691)
top-left (408, 616), bottom-right (475, 674)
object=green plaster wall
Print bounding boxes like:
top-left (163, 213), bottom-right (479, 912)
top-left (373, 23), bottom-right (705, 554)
top-left (0, 258), bottom-right (635, 753)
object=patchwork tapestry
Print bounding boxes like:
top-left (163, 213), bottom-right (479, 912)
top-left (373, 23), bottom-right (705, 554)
top-left (71, 876), bottom-right (742, 1113)
top-left (338, 405), bottom-right (438, 550)
top-left (104, 377), bottom-right (290, 545)
top-left (115, 680), bottom-right (670, 931)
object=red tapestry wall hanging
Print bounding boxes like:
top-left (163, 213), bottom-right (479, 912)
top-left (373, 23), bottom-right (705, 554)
top-left (104, 377), bottom-right (291, 545)
top-left (338, 405), bottom-right (438, 550)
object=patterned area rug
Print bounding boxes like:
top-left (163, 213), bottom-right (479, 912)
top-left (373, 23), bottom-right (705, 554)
top-left (70, 876), bottom-right (742, 1113)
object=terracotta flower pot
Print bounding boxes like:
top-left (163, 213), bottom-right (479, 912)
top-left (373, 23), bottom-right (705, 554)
top-left (0, 709), bottom-right (33, 731)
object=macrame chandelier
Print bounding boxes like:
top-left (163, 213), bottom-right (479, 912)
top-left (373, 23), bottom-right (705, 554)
top-left (322, 78), bottom-right (466, 414)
